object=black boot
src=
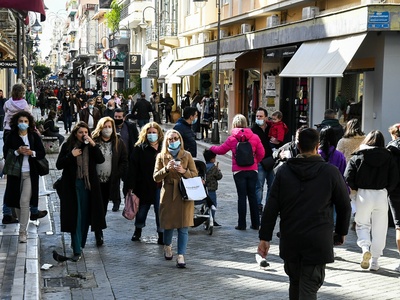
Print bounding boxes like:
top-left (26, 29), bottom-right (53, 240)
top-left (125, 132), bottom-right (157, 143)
top-left (157, 232), bottom-right (164, 245)
top-left (131, 228), bottom-right (142, 241)
top-left (95, 230), bottom-right (104, 246)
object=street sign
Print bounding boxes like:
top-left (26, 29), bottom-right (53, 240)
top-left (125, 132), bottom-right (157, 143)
top-left (368, 11), bottom-right (390, 29)
top-left (0, 60), bottom-right (17, 68)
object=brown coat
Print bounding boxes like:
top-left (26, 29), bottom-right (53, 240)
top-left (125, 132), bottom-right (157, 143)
top-left (153, 149), bottom-right (198, 229)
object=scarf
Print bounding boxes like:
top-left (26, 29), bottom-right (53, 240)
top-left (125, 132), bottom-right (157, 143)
top-left (75, 142), bottom-right (91, 190)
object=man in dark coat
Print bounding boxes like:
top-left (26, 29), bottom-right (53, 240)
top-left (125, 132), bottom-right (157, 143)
top-left (258, 128), bottom-right (351, 300)
top-left (173, 107), bottom-right (198, 157)
top-left (251, 107), bottom-right (274, 214)
top-left (78, 99), bottom-right (101, 131)
top-left (317, 109), bottom-right (344, 142)
top-left (131, 92), bottom-right (153, 128)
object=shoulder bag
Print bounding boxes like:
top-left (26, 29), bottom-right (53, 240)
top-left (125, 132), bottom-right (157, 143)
top-left (122, 189), bottom-right (140, 220)
top-left (3, 149), bottom-right (22, 177)
top-left (35, 157), bottom-right (50, 176)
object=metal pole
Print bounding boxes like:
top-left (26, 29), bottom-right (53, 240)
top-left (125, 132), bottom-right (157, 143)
top-left (17, 18), bottom-right (21, 81)
top-left (212, 0), bottom-right (221, 144)
top-left (157, 0), bottom-right (160, 94)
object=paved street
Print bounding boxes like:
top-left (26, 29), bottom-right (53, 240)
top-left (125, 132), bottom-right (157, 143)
top-left (1, 126), bottom-right (400, 299)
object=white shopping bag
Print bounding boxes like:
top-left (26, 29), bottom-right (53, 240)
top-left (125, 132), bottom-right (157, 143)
top-left (179, 177), bottom-right (207, 201)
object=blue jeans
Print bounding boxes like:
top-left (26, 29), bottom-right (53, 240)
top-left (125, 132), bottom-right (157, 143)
top-left (135, 188), bottom-right (162, 232)
top-left (64, 114), bottom-right (73, 132)
top-left (256, 162), bottom-right (275, 207)
top-left (163, 227), bottom-right (189, 255)
top-left (233, 170), bottom-right (259, 229)
top-left (3, 203), bottom-right (39, 215)
top-left (208, 190), bottom-right (217, 219)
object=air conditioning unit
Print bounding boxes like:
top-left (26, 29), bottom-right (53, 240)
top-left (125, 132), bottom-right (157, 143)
top-left (302, 6), bottom-right (319, 19)
top-left (219, 29), bottom-right (228, 38)
top-left (198, 31), bottom-right (210, 43)
top-left (241, 24), bottom-right (251, 34)
top-left (190, 34), bottom-right (198, 45)
top-left (266, 15), bottom-right (280, 28)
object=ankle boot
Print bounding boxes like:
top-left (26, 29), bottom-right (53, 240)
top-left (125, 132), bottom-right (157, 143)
top-left (131, 228), bottom-right (142, 241)
top-left (95, 230), bottom-right (103, 246)
top-left (157, 232), bottom-right (164, 245)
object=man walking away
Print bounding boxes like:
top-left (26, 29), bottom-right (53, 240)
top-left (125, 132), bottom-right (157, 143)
top-left (258, 128), bottom-right (351, 300)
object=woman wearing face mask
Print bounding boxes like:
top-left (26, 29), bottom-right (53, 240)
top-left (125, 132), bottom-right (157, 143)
top-left (3, 111), bottom-right (46, 243)
top-left (127, 122), bottom-right (164, 244)
top-left (91, 117), bottom-right (128, 245)
top-left (153, 129), bottom-right (198, 268)
top-left (56, 121), bottom-right (105, 260)
top-left (61, 91), bottom-right (75, 133)
top-left (94, 96), bottom-right (106, 117)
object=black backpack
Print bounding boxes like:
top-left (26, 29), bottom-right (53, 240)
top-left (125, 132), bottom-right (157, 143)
top-left (235, 134), bottom-right (254, 166)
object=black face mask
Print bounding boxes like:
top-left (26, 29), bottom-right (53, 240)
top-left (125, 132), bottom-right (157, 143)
top-left (114, 119), bottom-right (123, 126)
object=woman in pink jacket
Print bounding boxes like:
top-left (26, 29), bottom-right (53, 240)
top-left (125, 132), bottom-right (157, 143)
top-left (210, 114), bottom-right (264, 230)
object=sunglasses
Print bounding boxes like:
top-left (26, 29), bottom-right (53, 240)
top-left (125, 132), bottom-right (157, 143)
top-left (168, 137), bottom-right (179, 142)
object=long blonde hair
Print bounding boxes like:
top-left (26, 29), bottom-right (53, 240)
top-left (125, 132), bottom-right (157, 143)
top-left (160, 129), bottom-right (185, 156)
top-left (135, 122), bottom-right (164, 146)
top-left (91, 117), bottom-right (119, 151)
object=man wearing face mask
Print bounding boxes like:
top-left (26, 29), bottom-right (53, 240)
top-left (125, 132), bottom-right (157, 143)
top-left (61, 91), bottom-right (75, 134)
top-left (78, 99), bottom-right (101, 132)
top-left (251, 107), bottom-right (274, 215)
top-left (103, 99), bottom-right (116, 118)
top-left (173, 107), bottom-right (198, 158)
top-left (131, 92), bottom-right (154, 128)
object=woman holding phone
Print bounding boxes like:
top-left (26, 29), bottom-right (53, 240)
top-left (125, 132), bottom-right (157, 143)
top-left (56, 121), bottom-right (106, 261)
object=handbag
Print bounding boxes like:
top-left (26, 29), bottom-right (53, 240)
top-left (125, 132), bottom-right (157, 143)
top-left (3, 149), bottom-right (22, 177)
top-left (35, 158), bottom-right (50, 176)
top-left (122, 190), bottom-right (139, 220)
top-left (179, 176), bottom-right (207, 201)
top-left (260, 156), bottom-right (276, 171)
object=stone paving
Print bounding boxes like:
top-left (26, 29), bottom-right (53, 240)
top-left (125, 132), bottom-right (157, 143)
top-left (1, 125), bottom-right (400, 299)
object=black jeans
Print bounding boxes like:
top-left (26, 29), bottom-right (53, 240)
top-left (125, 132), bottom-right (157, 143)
top-left (284, 261), bottom-right (325, 300)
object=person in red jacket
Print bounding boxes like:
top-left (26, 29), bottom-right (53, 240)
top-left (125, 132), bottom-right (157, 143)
top-left (268, 110), bottom-right (288, 150)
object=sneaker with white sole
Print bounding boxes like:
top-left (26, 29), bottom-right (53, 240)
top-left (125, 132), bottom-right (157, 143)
top-left (19, 232), bottom-right (27, 243)
top-left (370, 260), bottom-right (380, 271)
top-left (164, 245), bottom-right (173, 260)
top-left (360, 251), bottom-right (371, 269)
top-left (176, 255), bottom-right (186, 268)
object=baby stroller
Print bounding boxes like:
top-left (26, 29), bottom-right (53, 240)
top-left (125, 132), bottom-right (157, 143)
top-left (192, 159), bottom-right (216, 235)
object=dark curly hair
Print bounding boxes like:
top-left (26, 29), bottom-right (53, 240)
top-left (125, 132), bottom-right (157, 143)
top-left (10, 111), bottom-right (35, 132)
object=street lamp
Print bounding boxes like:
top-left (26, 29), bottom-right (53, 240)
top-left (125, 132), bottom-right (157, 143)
top-left (31, 18), bottom-right (42, 32)
top-left (34, 33), bottom-right (41, 42)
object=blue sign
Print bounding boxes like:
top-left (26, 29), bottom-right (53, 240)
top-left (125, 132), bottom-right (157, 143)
top-left (368, 11), bottom-right (390, 29)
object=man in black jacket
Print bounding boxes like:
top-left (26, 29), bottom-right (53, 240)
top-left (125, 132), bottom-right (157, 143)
top-left (132, 92), bottom-right (153, 128)
top-left (251, 107), bottom-right (274, 215)
top-left (258, 128), bottom-right (351, 300)
top-left (174, 107), bottom-right (198, 157)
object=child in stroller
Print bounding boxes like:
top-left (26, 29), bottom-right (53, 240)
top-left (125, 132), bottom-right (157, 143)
top-left (192, 159), bottom-right (216, 235)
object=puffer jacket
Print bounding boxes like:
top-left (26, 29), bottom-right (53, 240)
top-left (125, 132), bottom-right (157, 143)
top-left (3, 98), bottom-right (30, 130)
top-left (344, 145), bottom-right (399, 192)
top-left (210, 127), bottom-right (264, 172)
top-left (205, 163), bottom-right (223, 191)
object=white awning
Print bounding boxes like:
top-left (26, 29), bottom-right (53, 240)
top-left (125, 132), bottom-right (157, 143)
top-left (140, 58), bottom-right (158, 78)
top-left (158, 55), bottom-right (174, 78)
top-left (159, 60), bottom-right (187, 84)
top-left (89, 63), bottom-right (105, 76)
top-left (175, 56), bottom-right (216, 77)
top-left (214, 52), bottom-right (245, 70)
top-left (280, 34), bottom-right (367, 78)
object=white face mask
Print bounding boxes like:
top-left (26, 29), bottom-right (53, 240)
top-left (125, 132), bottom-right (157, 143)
top-left (101, 128), bottom-right (113, 138)
top-left (255, 119), bottom-right (265, 126)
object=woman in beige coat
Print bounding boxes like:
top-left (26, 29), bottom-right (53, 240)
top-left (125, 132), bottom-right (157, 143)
top-left (154, 129), bottom-right (198, 268)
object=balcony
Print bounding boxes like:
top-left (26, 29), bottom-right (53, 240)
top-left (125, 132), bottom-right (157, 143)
top-left (109, 33), bottom-right (129, 49)
top-left (119, 0), bottom-right (153, 28)
top-left (92, 4), bottom-right (110, 20)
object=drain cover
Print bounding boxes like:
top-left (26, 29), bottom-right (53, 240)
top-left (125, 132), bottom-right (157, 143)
top-left (44, 277), bottom-right (79, 288)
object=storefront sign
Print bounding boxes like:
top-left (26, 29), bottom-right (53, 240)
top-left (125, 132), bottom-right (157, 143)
top-left (129, 54), bottom-right (141, 71)
top-left (264, 46), bottom-right (297, 59)
top-left (0, 60), bottom-right (17, 68)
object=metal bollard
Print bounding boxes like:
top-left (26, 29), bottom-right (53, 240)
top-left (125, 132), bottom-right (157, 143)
top-left (211, 120), bottom-right (220, 144)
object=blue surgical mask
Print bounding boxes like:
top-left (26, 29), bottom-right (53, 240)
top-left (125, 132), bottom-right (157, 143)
top-left (147, 133), bottom-right (158, 143)
top-left (255, 119), bottom-right (265, 126)
top-left (168, 147), bottom-right (180, 157)
top-left (18, 123), bottom-right (29, 131)
top-left (192, 118), bottom-right (198, 124)
top-left (169, 140), bottom-right (181, 149)
top-left (89, 105), bottom-right (94, 109)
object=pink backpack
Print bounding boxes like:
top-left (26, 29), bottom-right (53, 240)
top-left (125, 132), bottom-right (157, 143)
top-left (122, 190), bottom-right (139, 220)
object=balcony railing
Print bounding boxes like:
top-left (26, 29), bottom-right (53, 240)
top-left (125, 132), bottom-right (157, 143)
top-left (160, 21), bottom-right (177, 37)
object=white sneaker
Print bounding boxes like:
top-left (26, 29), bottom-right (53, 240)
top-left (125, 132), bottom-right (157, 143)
top-left (370, 260), bottom-right (380, 271)
top-left (394, 263), bottom-right (400, 272)
top-left (164, 245), bottom-right (173, 260)
top-left (360, 251), bottom-right (371, 269)
top-left (19, 232), bottom-right (27, 243)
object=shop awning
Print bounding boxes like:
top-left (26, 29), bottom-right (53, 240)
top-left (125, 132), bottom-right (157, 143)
top-left (215, 52), bottom-right (245, 70)
top-left (158, 55), bottom-right (173, 78)
top-left (140, 58), bottom-right (158, 78)
top-left (89, 63), bottom-right (105, 76)
top-left (0, 0), bottom-right (46, 21)
top-left (175, 56), bottom-right (216, 77)
top-left (159, 60), bottom-right (187, 84)
top-left (280, 34), bottom-right (367, 78)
